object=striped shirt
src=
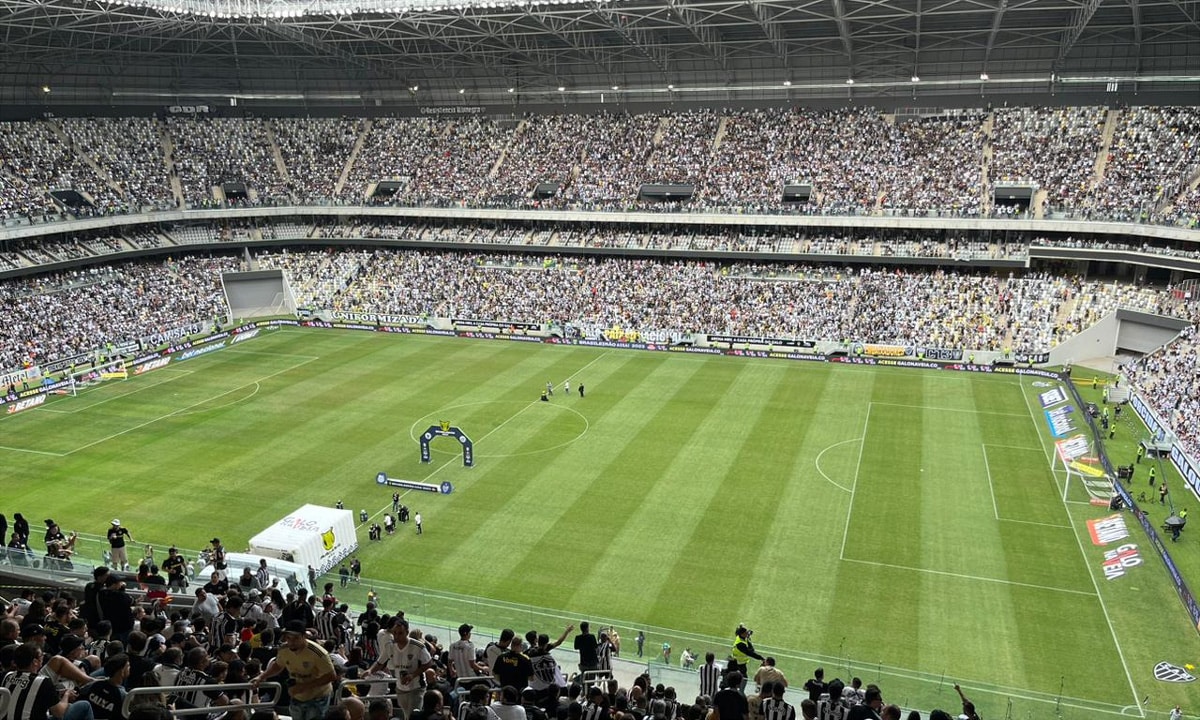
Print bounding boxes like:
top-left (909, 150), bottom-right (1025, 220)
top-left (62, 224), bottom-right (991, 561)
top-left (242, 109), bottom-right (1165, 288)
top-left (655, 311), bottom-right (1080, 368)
top-left (580, 700), bottom-right (609, 720)
top-left (173, 666), bottom-right (222, 714)
top-left (2, 671), bottom-right (59, 720)
top-left (314, 609), bottom-right (344, 644)
top-left (760, 697), bottom-right (795, 720)
top-left (213, 612), bottom-right (243, 645)
top-left (698, 663), bottom-right (722, 699)
top-left (596, 641), bottom-right (613, 674)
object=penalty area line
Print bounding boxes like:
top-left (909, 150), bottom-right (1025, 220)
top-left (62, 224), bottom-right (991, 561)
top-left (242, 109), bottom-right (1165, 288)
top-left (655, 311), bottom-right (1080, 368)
top-left (0, 444), bottom-right (66, 457)
top-left (840, 557), bottom-right (1096, 596)
top-left (60, 357), bottom-right (317, 456)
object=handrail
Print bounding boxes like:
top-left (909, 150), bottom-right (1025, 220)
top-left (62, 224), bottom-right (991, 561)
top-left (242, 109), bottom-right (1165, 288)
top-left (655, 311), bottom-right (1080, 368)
top-left (121, 681), bottom-right (282, 717)
top-left (336, 676), bottom-right (400, 703)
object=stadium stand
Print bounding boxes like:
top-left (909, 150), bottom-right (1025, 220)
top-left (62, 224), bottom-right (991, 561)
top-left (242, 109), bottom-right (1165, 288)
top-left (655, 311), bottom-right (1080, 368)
top-left (0, 107), bottom-right (1197, 224)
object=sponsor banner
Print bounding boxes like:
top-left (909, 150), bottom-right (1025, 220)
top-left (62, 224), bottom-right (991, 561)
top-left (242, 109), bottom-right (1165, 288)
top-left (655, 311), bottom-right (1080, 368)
top-left (6, 393), bottom-right (46, 415)
top-left (768, 351), bottom-right (828, 363)
top-left (166, 104), bottom-right (211, 114)
top-left (1069, 460), bottom-right (1107, 478)
top-left (1039, 387), bottom-right (1068, 408)
top-left (142, 321), bottom-right (206, 348)
top-left (335, 311), bottom-right (427, 326)
top-left (852, 342), bottom-right (909, 357)
top-left (112, 340), bottom-right (140, 355)
top-left (461, 331), bottom-right (543, 343)
top-left (708, 334), bottom-right (816, 349)
top-left (1130, 391), bottom-right (1200, 505)
top-left (375, 473), bottom-right (453, 494)
top-left (829, 356), bottom-right (943, 370)
top-left (1087, 514), bottom-right (1130, 545)
top-left (1101, 543), bottom-right (1142, 580)
top-left (43, 352), bottom-right (92, 374)
top-left (419, 105), bottom-right (486, 115)
top-left (1129, 393), bottom-right (1165, 438)
top-left (0, 367), bottom-right (41, 388)
top-left (178, 340), bottom-right (228, 361)
top-left (231, 328), bottom-right (261, 344)
top-left (14, 379), bottom-right (70, 399)
top-left (1170, 445), bottom-right (1200, 499)
top-left (1044, 405), bottom-right (1076, 438)
top-left (1055, 435), bottom-right (1091, 461)
top-left (1014, 352), bottom-right (1051, 364)
top-left (453, 317), bottom-right (541, 331)
top-left (916, 347), bottom-right (964, 361)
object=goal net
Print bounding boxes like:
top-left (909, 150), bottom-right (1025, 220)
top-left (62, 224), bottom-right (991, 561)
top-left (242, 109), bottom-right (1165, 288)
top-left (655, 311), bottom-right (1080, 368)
top-left (1054, 434), bottom-right (1111, 502)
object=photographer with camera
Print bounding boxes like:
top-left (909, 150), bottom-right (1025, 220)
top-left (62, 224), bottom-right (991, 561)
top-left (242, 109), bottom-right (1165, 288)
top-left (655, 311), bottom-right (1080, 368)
top-left (727, 625), bottom-right (764, 691)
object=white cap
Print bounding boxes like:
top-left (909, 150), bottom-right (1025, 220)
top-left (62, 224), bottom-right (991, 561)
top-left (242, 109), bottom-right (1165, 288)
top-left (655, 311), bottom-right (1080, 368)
top-left (112, 519), bottom-right (120, 526)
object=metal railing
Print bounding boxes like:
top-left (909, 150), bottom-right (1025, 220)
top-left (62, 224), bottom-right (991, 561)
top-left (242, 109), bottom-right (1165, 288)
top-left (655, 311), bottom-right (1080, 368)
top-left (121, 682), bottom-right (282, 718)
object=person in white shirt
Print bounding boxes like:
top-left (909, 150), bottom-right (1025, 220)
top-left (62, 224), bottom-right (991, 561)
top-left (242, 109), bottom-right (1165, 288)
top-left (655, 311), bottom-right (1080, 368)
top-left (449, 624), bottom-right (490, 680)
top-left (490, 685), bottom-right (527, 720)
top-left (369, 618), bottom-right (434, 720)
top-left (192, 588), bottom-right (220, 623)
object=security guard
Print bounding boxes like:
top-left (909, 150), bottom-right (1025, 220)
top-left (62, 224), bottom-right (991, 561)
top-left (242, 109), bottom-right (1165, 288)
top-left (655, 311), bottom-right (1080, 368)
top-left (728, 624), bottom-right (764, 689)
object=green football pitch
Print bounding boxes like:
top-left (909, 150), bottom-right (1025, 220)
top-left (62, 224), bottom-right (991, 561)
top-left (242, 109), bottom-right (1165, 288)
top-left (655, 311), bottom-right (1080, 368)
top-left (3, 326), bottom-right (1198, 718)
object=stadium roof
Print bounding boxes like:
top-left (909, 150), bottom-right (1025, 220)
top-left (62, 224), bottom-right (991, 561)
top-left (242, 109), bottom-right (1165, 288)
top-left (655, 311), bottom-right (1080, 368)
top-left (1, 0), bottom-right (1198, 107)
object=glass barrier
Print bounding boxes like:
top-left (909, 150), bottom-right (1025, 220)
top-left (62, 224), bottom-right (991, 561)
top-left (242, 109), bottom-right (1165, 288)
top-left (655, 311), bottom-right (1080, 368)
top-left (3, 538), bottom-right (1139, 719)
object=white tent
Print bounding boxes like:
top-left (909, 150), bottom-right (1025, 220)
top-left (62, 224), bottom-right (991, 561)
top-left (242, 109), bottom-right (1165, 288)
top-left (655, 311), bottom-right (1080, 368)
top-left (248, 505), bottom-right (358, 577)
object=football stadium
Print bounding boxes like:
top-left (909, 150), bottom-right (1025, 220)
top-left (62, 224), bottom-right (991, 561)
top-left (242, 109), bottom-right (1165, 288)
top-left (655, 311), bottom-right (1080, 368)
top-left (2, 2), bottom-right (1200, 720)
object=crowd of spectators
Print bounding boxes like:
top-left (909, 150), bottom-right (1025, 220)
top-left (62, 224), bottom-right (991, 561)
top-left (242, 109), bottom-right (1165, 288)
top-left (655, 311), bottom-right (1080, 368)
top-left (166, 118), bottom-right (288, 207)
top-left (0, 256), bottom-right (237, 371)
top-left (1126, 324), bottom-right (1200, 459)
top-left (1079, 107), bottom-right (1200, 222)
top-left (273, 119), bottom-right (364, 204)
top-left (59, 118), bottom-right (177, 211)
top-left (338, 118), bottom-right (446, 203)
top-left (2, 106), bottom-right (1200, 224)
top-left (0, 119), bottom-right (120, 218)
top-left (0, 572), bottom-right (971, 720)
top-left (481, 114), bottom-right (599, 201)
top-left (990, 106), bottom-right (1108, 212)
top-left (243, 247), bottom-right (1197, 355)
top-left (2, 239), bottom-right (1198, 375)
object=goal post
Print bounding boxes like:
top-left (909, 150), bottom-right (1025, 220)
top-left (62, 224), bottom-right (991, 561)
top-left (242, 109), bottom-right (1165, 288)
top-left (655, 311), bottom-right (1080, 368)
top-left (1055, 434), bottom-right (1111, 502)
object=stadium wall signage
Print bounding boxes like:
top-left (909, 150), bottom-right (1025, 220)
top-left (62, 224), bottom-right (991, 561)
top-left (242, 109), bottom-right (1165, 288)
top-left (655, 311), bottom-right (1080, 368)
top-left (419, 106), bottom-right (486, 115)
top-left (43, 351), bottom-right (93, 374)
top-left (0, 367), bottom-right (40, 388)
top-left (453, 317), bottom-right (542, 332)
top-left (141, 320), bottom-right (207, 348)
top-left (334, 310), bottom-right (428, 326)
top-left (707, 334), bottom-right (816, 348)
top-left (1129, 392), bottom-right (1200, 499)
top-left (165, 105), bottom-right (211, 114)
